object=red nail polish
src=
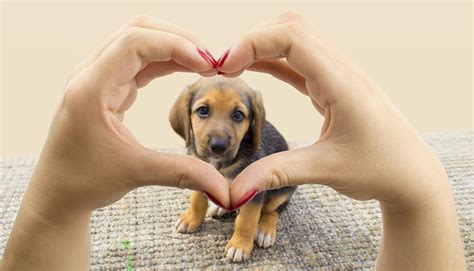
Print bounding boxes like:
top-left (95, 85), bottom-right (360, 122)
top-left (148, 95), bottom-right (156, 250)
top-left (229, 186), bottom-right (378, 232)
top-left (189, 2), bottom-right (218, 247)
top-left (204, 191), bottom-right (226, 210)
top-left (216, 49), bottom-right (230, 68)
top-left (217, 71), bottom-right (226, 75)
top-left (205, 49), bottom-right (218, 68)
top-left (231, 189), bottom-right (257, 211)
top-left (197, 47), bottom-right (215, 68)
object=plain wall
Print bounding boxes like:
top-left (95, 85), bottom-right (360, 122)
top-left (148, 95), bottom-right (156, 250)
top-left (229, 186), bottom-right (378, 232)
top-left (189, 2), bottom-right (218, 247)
top-left (1, 1), bottom-right (472, 155)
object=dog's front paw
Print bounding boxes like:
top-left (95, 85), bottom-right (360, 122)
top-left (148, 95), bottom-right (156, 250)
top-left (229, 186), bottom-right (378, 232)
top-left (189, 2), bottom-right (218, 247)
top-left (225, 234), bottom-right (254, 262)
top-left (176, 210), bottom-right (204, 233)
top-left (255, 222), bottom-right (276, 248)
top-left (206, 201), bottom-right (229, 218)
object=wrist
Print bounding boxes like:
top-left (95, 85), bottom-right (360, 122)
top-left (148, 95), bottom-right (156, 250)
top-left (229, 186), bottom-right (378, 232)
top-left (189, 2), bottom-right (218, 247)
top-left (381, 170), bottom-right (451, 215)
top-left (22, 169), bottom-right (93, 223)
top-left (378, 146), bottom-right (453, 215)
top-left (377, 174), bottom-right (466, 270)
top-left (2, 194), bottom-right (92, 269)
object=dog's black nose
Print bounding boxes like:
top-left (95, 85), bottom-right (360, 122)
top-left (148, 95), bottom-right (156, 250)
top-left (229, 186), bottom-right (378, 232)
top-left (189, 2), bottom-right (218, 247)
top-left (209, 138), bottom-right (229, 154)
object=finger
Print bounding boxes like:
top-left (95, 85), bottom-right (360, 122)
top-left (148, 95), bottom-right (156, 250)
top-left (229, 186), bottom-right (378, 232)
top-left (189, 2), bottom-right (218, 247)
top-left (260, 10), bottom-right (311, 27)
top-left (92, 27), bottom-right (211, 87)
top-left (247, 59), bottom-right (308, 95)
top-left (136, 60), bottom-right (217, 88)
top-left (218, 14), bottom-right (344, 106)
top-left (135, 60), bottom-right (191, 88)
top-left (71, 23), bottom-right (128, 77)
top-left (220, 70), bottom-right (245, 78)
top-left (217, 12), bottom-right (321, 78)
top-left (131, 147), bottom-right (230, 209)
top-left (125, 15), bottom-right (208, 49)
top-left (228, 59), bottom-right (325, 114)
top-left (249, 60), bottom-right (326, 114)
top-left (75, 15), bottom-right (209, 74)
top-left (229, 144), bottom-right (337, 209)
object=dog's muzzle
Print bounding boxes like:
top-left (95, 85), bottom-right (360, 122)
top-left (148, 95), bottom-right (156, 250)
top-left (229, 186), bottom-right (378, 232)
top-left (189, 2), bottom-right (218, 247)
top-left (209, 137), bottom-right (229, 155)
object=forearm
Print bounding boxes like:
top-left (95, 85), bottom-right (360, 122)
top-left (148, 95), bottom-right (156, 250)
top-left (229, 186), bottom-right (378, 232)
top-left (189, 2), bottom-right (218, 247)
top-left (376, 177), bottom-right (466, 270)
top-left (1, 187), bottom-right (92, 270)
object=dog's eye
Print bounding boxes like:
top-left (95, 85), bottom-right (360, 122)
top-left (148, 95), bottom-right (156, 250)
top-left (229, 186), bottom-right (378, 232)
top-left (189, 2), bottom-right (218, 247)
top-left (196, 106), bottom-right (209, 117)
top-left (232, 110), bottom-right (245, 122)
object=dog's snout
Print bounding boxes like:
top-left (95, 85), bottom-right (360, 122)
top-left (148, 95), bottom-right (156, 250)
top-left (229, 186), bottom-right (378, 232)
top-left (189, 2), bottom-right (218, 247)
top-left (209, 137), bottom-right (229, 154)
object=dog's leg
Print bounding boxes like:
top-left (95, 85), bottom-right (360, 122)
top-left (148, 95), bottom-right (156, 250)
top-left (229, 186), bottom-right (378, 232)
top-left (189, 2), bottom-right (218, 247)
top-left (256, 194), bottom-right (290, 248)
top-left (206, 176), bottom-right (229, 217)
top-left (176, 191), bottom-right (208, 233)
top-left (225, 202), bottom-right (262, 262)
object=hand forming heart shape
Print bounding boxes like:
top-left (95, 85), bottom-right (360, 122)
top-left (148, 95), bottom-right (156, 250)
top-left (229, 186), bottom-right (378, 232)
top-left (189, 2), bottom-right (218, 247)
top-left (2, 12), bottom-right (466, 270)
top-left (35, 12), bottom-right (445, 213)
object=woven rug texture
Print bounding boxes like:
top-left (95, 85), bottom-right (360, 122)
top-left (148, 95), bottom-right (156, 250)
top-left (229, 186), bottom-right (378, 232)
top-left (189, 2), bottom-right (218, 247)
top-left (1, 131), bottom-right (473, 269)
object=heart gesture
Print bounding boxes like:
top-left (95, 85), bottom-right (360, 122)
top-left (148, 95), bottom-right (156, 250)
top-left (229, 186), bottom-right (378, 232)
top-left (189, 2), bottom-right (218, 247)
top-left (2, 13), bottom-right (465, 270)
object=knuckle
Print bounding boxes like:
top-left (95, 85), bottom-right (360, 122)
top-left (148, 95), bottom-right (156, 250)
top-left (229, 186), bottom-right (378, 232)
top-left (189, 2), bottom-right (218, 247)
top-left (244, 32), bottom-right (257, 47)
top-left (128, 14), bottom-right (152, 27)
top-left (61, 77), bottom-right (85, 111)
top-left (242, 31), bottom-right (260, 54)
top-left (269, 168), bottom-right (289, 189)
top-left (175, 172), bottom-right (189, 189)
top-left (61, 71), bottom-right (101, 114)
top-left (280, 21), bottom-right (306, 47)
top-left (121, 26), bottom-right (142, 43)
top-left (280, 10), bottom-right (305, 23)
top-left (281, 11), bottom-right (304, 22)
top-left (283, 20), bottom-right (303, 35)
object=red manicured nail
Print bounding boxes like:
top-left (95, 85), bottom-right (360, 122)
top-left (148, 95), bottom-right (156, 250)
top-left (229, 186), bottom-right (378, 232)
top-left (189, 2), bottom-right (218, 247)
top-left (197, 47), bottom-right (215, 68)
top-left (231, 189), bottom-right (257, 211)
top-left (217, 71), bottom-right (226, 75)
top-left (216, 48), bottom-right (230, 68)
top-left (204, 191), bottom-right (226, 210)
top-left (205, 49), bottom-right (218, 68)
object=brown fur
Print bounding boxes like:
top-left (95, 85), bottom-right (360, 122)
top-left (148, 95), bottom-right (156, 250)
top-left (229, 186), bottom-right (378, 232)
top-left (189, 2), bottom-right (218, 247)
top-left (170, 76), bottom-right (296, 262)
top-left (225, 202), bottom-right (263, 260)
top-left (169, 77), bottom-right (264, 160)
top-left (169, 86), bottom-right (195, 146)
top-left (190, 88), bottom-right (251, 160)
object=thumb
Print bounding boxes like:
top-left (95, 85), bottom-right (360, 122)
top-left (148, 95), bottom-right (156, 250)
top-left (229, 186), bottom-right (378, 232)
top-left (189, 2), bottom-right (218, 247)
top-left (229, 143), bottom-right (337, 210)
top-left (130, 147), bottom-right (230, 209)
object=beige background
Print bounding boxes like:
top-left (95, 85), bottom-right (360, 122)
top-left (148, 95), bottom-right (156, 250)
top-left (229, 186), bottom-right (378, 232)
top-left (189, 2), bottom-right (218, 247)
top-left (1, 1), bottom-right (472, 155)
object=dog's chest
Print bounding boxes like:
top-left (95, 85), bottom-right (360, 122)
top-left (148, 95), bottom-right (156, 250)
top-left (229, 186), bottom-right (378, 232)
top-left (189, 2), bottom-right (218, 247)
top-left (209, 160), bottom-right (220, 169)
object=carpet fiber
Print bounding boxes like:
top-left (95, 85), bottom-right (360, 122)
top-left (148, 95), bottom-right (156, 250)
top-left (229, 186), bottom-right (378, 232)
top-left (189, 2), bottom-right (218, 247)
top-left (1, 131), bottom-right (473, 269)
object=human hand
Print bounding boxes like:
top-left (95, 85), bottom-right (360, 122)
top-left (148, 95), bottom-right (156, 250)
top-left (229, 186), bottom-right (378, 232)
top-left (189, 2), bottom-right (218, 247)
top-left (25, 16), bottom-right (231, 218)
top-left (3, 15), bottom-right (232, 269)
top-left (2, 13), bottom-right (465, 270)
top-left (217, 12), bottom-right (465, 269)
top-left (218, 12), bottom-right (449, 211)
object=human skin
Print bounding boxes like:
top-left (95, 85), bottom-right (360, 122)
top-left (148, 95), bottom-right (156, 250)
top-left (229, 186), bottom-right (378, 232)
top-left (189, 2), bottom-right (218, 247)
top-left (218, 12), bottom-right (466, 270)
top-left (0, 15), bottom-right (230, 270)
top-left (1, 13), bottom-right (466, 270)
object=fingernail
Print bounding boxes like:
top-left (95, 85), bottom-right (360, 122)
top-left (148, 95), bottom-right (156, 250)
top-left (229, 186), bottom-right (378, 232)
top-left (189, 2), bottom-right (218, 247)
top-left (217, 71), bottom-right (226, 75)
top-left (204, 191), bottom-right (226, 210)
top-left (231, 189), bottom-right (257, 211)
top-left (216, 48), bottom-right (230, 68)
top-left (197, 47), bottom-right (215, 68)
top-left (205, 49), bottom-right (218, 68)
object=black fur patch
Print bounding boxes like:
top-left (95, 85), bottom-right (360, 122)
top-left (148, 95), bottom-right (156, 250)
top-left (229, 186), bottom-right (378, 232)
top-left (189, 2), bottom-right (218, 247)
top-left (189, 120), bottom-right (297, 214)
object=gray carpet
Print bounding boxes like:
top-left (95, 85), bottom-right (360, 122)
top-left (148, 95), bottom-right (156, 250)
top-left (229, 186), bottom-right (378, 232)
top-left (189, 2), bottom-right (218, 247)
top-left (1, 131), bottom-right (472, 269)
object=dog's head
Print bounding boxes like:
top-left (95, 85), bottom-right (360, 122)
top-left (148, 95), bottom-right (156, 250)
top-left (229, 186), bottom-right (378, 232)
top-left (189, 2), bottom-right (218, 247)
top-left (169, 76), bottom-right (265, 162)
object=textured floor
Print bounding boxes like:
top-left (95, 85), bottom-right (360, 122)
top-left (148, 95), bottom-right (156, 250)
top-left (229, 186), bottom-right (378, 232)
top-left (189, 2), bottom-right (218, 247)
top-left (1, 131), bottom-right (473, 269)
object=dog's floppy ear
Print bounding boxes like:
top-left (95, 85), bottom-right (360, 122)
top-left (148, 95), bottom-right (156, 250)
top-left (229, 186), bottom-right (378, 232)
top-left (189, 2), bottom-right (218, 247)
top-left (169, 86), bottom-right (194, 147)
top-left (250, 90), bottom-right (266, 151)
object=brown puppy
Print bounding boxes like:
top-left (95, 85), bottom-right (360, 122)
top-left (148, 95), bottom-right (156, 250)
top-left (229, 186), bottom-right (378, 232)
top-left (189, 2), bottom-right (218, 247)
top-left (169, 76), bottom-right (296, 262)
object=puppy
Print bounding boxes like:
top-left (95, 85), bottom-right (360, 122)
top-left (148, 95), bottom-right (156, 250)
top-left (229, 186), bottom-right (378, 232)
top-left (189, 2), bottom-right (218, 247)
top-left (170, 76), bottom-right (296, 262)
